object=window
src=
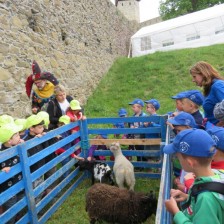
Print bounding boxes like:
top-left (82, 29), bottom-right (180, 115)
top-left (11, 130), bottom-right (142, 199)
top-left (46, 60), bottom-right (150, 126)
top-left (215, 26), bottom-right (224, 35)
top-left (162, 40), bottom-right (174, 47)
top-left (186, 34), bottom-right (200, 41)
top-left (141, 36), bottom-right (151, 51)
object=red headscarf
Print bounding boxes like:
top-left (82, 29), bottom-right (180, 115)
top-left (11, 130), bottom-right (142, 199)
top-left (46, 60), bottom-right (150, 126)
top-left (25, 60), bottom-right (41, 98)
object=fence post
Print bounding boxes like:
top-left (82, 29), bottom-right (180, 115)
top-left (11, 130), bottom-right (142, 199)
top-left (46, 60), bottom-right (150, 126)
top-left (79, 119), bottom-right (89, 158)
top-left (17, 143), bottom-right (38, 224)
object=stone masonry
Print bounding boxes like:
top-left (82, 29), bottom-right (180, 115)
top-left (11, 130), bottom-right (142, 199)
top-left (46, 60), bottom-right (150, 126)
top-left (0, 0), bottom-right (138, 117)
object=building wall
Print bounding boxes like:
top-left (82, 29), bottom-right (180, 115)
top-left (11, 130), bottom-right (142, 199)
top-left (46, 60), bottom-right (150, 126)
top-left (140, 16), bottom-right (162, 28)
top-left (0, 0), bottom-right (138, 117)
top-left (117, 0), bottom-right (140, 23)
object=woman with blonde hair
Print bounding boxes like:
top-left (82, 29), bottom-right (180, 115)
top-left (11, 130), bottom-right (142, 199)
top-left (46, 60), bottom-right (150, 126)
top-left (190, 61), bottom-right (224, 124)
top-left (46, 84), bottom-right (73, 130)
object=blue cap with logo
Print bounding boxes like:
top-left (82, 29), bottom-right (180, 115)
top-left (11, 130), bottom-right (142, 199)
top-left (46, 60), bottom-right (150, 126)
top-left (163, 129), bottom-right (216, 157)
top-left (184, 90), bottom-right (204, 106)
top-left (128, 98), bottom-right (144, 107)
top-left (118, 108), bottom-right (127, 117)
top-left (145, 99), bottom-right (160, 110)
top-left (167, 112), bottom-right (196, 128)
top-left (206, 126), bottom-right (224, 151)
top-left (171, 91), bottom-right (189, 99)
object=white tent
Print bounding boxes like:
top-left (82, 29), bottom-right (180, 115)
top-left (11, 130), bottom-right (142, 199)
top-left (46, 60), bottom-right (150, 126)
top-left (131, 4), bottom-right (224, 57)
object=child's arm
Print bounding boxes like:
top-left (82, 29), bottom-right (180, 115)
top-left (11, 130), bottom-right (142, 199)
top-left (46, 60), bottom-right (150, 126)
top-left (2, 167), bottom-right (10, 173)
top-left (165, 196), bottom-right (180, 215)
top-left (170, 189), bottom-right (188, 202)
top-left (73, 155), bottom-right (84, 160)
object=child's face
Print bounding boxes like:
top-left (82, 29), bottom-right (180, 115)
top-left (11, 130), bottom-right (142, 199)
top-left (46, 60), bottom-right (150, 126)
top-left (176, 153), bottom-right (192, 172)
top-left (30, 125), bottom-right (44, 135)
top-left (131, 104), bottom-right (142, 114)
top-left (182, 99), bottom-right (193, 113)
top-left (72, 110), bottom-right (81, 115)
top-left (57, 122), bottom-right (65, 127)
top-left (9, 132), bottom-right (21, 146)
top-left (56, 91), bottom-right (66, 103)
top-left (146, 103), bottom-right (156, 115)
top-left (173, 125), bottom-right (190, 134)
top-left (175, 99), bottom-right (183, 111)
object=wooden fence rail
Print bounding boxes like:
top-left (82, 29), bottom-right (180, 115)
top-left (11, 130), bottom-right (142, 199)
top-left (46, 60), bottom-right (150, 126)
top-left (0, 115), bottom-right (173, 224)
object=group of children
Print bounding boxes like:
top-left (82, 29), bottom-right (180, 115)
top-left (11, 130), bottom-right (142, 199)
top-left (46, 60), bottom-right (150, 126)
top-left (2, 87), bottom-right (224, 223)
top-left (163, 89), bottom-right (224, 223)
top-left (0, 99), bottom-right (86, 223)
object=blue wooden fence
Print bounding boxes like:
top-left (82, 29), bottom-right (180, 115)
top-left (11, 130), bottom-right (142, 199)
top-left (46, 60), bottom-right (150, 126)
top-left (0, 115), bottom-right (173, 224)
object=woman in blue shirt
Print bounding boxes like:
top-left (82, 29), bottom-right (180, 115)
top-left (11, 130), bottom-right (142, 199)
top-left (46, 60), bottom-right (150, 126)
top-left (190, 61), bottom-right (224, 124)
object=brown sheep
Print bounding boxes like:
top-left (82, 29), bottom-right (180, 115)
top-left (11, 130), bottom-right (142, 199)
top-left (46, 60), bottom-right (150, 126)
top-left (86, 183), bottom-right (157, 224)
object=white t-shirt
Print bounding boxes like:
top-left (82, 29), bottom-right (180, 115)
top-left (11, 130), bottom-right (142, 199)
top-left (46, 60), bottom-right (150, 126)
top-left (59, 99), bottom-right (70, 115)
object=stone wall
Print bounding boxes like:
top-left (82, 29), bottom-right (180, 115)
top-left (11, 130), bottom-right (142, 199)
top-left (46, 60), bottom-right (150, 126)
top-left (0, 0), bottom-right (137, 117)
top-left (140, 16), bottom-right (162, 28)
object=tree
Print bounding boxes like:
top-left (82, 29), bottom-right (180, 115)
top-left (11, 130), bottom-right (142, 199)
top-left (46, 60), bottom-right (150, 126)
top-left (159, 0), bottom-right (224, 20)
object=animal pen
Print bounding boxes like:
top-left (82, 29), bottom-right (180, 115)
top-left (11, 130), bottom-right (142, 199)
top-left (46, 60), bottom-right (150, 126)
top-left (0, 115), bottom-right (172, 224)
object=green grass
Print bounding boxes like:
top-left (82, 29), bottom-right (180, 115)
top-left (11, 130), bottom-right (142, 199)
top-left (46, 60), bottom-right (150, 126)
top-left (84, 44), bottom-right (224, 117)
top-left (47, 178), bottom-right (159, 224)
top-left (48, 44), bottom-right (224, 224)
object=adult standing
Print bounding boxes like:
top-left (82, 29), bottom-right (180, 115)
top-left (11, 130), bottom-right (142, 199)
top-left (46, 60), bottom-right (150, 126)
top-left (190, 61), bottom-right (224, 124)
top-left (31, 72), bottom-right (58, 114)
top-left (47, 84), bottom-right (73, 130)
top-left (25, 61), bottom-right (59, 114)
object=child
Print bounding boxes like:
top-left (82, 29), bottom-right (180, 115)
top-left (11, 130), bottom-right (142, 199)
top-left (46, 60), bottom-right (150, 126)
top-left (183, 126), bottom-right (224, 192)
top-left (166, 112), bottom-right (197, 192)
top-left (170, 91), bottom-right (188, 117)
top-left (55, 115), bottom-right (84, 178)
top-left (164, 129), bottom-right (224, 223)
top-left (24, 114), bottom-right (47, 202)
top-left (0, 114), bottom-right (14, 126)
top-left (128, 98), bottom-right (147, 163)
top-left (113, 108), bottom-right (128, 138)
top-left (0, 122), bottom-right (24, 223)
top-left (66, 99), bottom-right (85, 155)
top-left (114, 108), bottom-right (127, 129)
top-left (14, 118), bottom-right (28, 139)
top-left (144, 99), bottom-right (161, 162)
top-left (213, 100), bottom-right (224, 127)
top-left (87, 134), bottom-right (108, 161)
top-left (181, 90), bottom-right (204, 126)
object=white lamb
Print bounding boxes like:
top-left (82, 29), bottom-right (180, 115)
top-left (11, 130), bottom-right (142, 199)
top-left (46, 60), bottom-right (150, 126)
top-left (110, 142), bottom-right (135, 190)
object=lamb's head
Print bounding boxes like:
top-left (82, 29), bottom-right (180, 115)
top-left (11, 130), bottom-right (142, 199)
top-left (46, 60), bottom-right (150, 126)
top-left (139, 191), bottom-right (157, 218)
top-left (77, 159), bottom-right (95, 171)
top-left (109, 142), bottom-right (121, 153)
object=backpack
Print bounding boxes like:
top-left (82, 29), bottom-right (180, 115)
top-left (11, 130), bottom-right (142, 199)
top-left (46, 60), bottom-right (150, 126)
top-left (181, 182), bottom-right (224, 210)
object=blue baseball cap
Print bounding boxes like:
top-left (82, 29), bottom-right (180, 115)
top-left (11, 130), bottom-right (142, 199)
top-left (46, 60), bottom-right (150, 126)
top-left (167, 112), bottom-right (196, 128)
top-left (171, 91), bottom-right (189, 99)
top-left (163, 129), bottom-right (216, 157)
top-left (184, 90), bottom-right (204, 106)
top-left (118, 108), bottom-right (127, 117)
top-left (206, 126), bottom-right (224, 151)
top-left (100, 134), bottom-right (107, 139)
top-left (128, 99), bottom-right (144, 107)
top-left (145, 99), bottom-right (160, 110)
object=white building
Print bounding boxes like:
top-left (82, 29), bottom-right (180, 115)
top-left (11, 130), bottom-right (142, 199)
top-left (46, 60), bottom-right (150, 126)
top-left (131, 4), bottom-right (224, 57)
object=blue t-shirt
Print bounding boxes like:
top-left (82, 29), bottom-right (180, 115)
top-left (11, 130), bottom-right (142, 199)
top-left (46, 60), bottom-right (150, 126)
top-left (203, 79), bottom-right (224, 124)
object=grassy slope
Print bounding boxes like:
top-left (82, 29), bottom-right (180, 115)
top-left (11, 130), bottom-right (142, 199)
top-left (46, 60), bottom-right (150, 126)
top-left (85, 44), bottom-right (224, 117)
top-left (48, 44), bottom-right (224, 224)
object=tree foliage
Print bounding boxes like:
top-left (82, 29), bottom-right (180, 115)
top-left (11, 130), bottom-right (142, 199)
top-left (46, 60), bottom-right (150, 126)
top-left (159, 0), bottom-right (224, 20)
